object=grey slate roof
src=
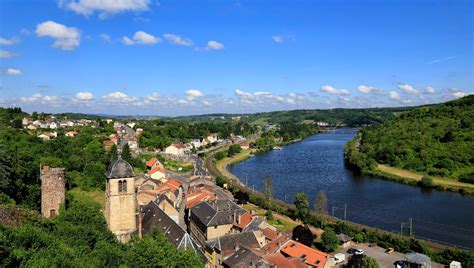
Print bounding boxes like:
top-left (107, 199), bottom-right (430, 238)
top-left (206, 231), bottom-right (260, 254)
top-left (192, 200), bottom-right (246, 227)
top-left (106, 158), bottom-right (134, 178)
top-left (223, 246), bottom-right (268, 268)
top-left (405, 252), bottom-right (431, 264)
top-left (141, 201), bottom-right (205, 259)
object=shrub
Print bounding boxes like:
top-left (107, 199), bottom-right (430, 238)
top-left (418, 176), bottom-right (433, 187)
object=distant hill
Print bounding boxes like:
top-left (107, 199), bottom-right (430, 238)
top-left (347, 95), bottom-right (474, 183)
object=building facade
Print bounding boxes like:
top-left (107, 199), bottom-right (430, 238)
top-left (105, 158), bottom-right (137, 243)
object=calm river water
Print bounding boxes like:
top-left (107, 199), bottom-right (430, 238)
top-left (228, 129), bottom-right (474, 249)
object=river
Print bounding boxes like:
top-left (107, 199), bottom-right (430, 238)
top-left (228, 129), bottom-right (474, 249)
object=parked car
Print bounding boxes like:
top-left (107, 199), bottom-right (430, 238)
top-left (385, 247), bottom-right (395, 254)
top-left (354, 249), bottom-right (365, 255)
top-left (347, 248), bottom-right (357, 254)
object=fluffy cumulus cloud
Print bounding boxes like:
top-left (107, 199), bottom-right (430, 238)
top-left (163, 33), bottom-right (193, 46)
top-left (272, 35), bottom-right (283, 43)
top-left (186, 89), bottom-right (204, 99)
top-left (424, 86), bottom-right (436, 94)
top-left (321, 85), bottom-right (349, 95)
top-left (0, 37), bottom-right (20, 45)
top-left (389, 91), bottom-right (400, 100)
top-left (36, 21), bottom-right (80, 50)
top-left (234, 89), bottom-right (303, 106)
top-left (60, 0), bottom-right (150, 19)
top-left (74, 91), bottom-right (94, 102)
top-left (0, 50), bottom-right (14, 58)
top-left (102, 91), bottom-right (138, 103)
top-left (20, 93), bottom-right (62, 104)
top-left (447, 88), bottom-right (470, 99)
top-left (122, 31), bottom-right (160, 45)
top-left (397, 83), bottom-right (418, 94)
top-left (206, 40), bottom-right (224, 50)
top-left (5, 68), bottom-right (22, 75)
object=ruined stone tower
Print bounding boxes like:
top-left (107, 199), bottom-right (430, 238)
top-left (105, 157), bottom-right (137, 243)
top-left (40, 165), bottom-right (65, 218)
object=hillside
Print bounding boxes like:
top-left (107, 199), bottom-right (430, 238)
top-left (346, 95), bottom-right (474, 183)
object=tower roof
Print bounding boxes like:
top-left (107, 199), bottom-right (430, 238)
top-left (106, 158), bottom-right (134, 179)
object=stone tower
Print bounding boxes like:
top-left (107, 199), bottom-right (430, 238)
top-left (40, 165), bottom-right (65, 218)
top-left (105, 157), bottom-right (137, 243)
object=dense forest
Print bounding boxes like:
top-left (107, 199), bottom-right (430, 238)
top-left (345, 95), bottom-right (474, 182)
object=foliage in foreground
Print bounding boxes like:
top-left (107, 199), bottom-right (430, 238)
top-left (0, 193), bottom-right (203, 267)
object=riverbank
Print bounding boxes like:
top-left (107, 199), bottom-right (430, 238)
top-left (375, 164), bottom-right (474, 194)
top-left (344, 136), bottom-right (474, 195)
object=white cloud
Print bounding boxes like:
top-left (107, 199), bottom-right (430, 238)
top-left (122, 31), bottom-right (160, 45)
top-left (206, 40), bottom-right (224, 50)
top-left (20, 93), bottom-right (62, 104)
top-left (100, 33), bottom-right (112, 42)
top-left (424, 86), bottom-right (436, 94)
top-left (357, 85), bottom-right (373, 94)
top-left (321, 85), bottom-right (349, 95)
top-left (0, 50), bottom-right (14, 58)
top-left (235, 89), bottom-right (252, 98)
top-left (60, 0), bottom-right (150, 19)
top-left (397, 83), bottom-right (418, 94)
top-left (5, 68), bottom-right (22, 75)
top-left (145, 92), bottom-right (160, 102)
top-left (452, 92), bottom-right (467, 98)
top-left (74, 91), bottom-right (94, 101)
top-left (186, 89), bottom-right (204, 98)
top-left (102, 91), bottom-right (137, 103)
top-left (163, 33), bottom-right (193, 46)
top-left (36, 21), bottom-right (80, 50)
top-left (272, 35), bottom-right (283, 43)
top-left (0, 37), bottom-right (20, 45)
top-left (389, 91), bottom-right (400, 100)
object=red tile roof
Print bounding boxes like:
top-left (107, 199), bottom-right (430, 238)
top-left (233, 212), bottom-right (253, 229)
top-left (263, 253), bottom-right (305, 268)
top-left (263, 227), bottom-right (279, 241)
top-left (146, 157), bottom-right (158, 167)
top-left (148, 166), bottom-right (165, 175)
top-left (280, 240), bottom-right (327, 268)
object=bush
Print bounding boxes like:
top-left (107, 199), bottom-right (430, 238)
top-left (321, 228), bottom-right (339, 252)
top-left (418, 176), bottom-right (433, 187)
top-left (214, 151), bottom-right (227, 160)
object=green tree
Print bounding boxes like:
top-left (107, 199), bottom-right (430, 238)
top-left (121, 143), bottom-right (132, 162)
top-left (347, 254), bottom-right (380, 268)
top-left (263, 175), bottom-right (273, 200)
top-left (294, 192), bottom-right (310, 222)
top-left (321, 228), bottom-right (339, 251)
top-left (227, 144), bottom-right (242, 157)
top-left (314, 191), bottom-right (328, 214)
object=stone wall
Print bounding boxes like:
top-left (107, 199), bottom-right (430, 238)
top-left (41, 166), bottom-right (65, 218)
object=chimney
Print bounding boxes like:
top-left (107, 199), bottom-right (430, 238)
top-left (138, 206), bottom-right (143, 239)
top-left (234, 243), bottom-right (240, 251)
top-left (237, 214), bottom-right (242, 224)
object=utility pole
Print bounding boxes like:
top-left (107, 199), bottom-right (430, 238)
top-left (344, 204), bottom-right (347, 220)
top-left (409, 218), bottom-right (413, 237)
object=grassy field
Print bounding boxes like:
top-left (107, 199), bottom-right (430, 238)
top-left (250, 117), bottom-right (269, 125)
top-left (164, 160), bottom-right (193, 172)
top-left (215, 149), bottom-right (254, 182)
top-left (69, 188), bottom-right (105, 209)
top-left (377, 164), bottom-right (474, 192)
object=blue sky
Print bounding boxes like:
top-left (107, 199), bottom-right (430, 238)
top-left (0, 0), bottom-right (472, 115)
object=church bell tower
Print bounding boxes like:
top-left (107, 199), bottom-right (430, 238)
top-left (105, 157), bottom-right (137, 243)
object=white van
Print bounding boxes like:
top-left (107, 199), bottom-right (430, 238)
top-left (334, 253), bottom-right (346, 264)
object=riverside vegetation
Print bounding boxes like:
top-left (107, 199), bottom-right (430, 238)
top-left (344, 95), bottom-right (474, 193)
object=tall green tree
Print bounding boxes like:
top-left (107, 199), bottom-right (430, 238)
top-left (263, 175), bottom-right (273, 200)
top-left (347, 254), bottom-right (380, 268)
top-left (294, 192), bottom-right (310, 222)
top-left (314, 191), bottom-right (328, 214)
top-left (321, 228), bottom-right (339, 251)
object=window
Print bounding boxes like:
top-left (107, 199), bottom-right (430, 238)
top-left (118, 180), bottom-right (127, 193)
top-left (50, 209), bottom-right (56, 217)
